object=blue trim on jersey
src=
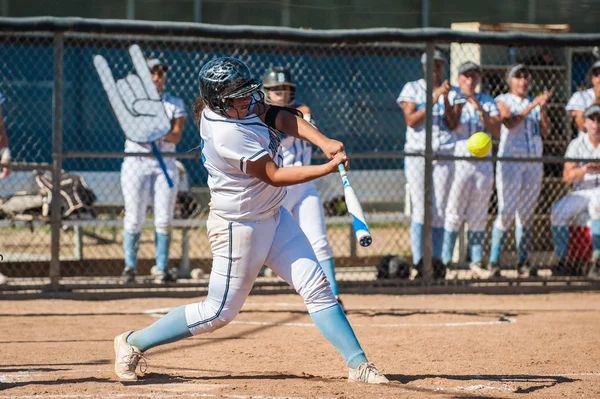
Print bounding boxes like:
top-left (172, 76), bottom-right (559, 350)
top-left (200, 139), bottom-right (206, 163)
top-left (239, 157), bottom-right (245, 172)
top-left (248, 149), bottom-right (267, 160)
top-left (188, 222), bottom-right (233, 329)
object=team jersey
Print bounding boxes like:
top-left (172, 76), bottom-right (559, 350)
top-left (125, 92), bottom-right (188, 153)
top-left (397, 78), bottom-right (457, 153)
top-left (495, 93), bottom-right (543, 157)
top-left (200, 108), bottom-right (286, 221)
top-left (566, 88), bottom-right (596, 137)
top-left (449, 92), bottom-right (499, 157)
top-left (0, 90), bottom-right (5, 105)
top-left (565, 133), bottom-right (600, 191)
top-left (279, 102), bottom-right (314, 167)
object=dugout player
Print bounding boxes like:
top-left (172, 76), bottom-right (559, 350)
top-left (112, 57), bottom-right (389, 384)
top-left (0, 89), bottom-right (10, 286)
top-left (550, 105), bottom-right (600, 277)
top-left (261, 67), bottom-right (344, 309)
top-left (489, 64), bottom-right (552, 277)
top-left (120, 58), bottom-right (187, 284)
top-left (566, 60), bottom-right (600, 138)
top-left (397, 48), bottom-right (460, 279)
top-left (442, 62), bottom-right (501, 276)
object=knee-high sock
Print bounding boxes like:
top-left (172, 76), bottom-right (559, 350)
top-left (442, 230), bottom-right (459, 265)
top-left (155, 232), bottom-right (171, 271)
top-left (410, 222), bottom-right (424, 265)
top-left (127, 305), bottom-right (192, 352)
top-left (468, 231), bottom-right (485, 264)
top-left (124, 231), bottom-right (141, 270)
top-left (319, 258), bottom-right (338, 297)
top-left (516, 226), bottom-right (531, 264)
top-left (310, 304), bottom-right (367, 368)
top-left (432, 227), bottom-right (445, 260)
top-left (490, 227), bottom-right (505, 263)
top-left (551, 225), bottom-right (569, 260)
top-left (591, 220), bottom-right (600, 259)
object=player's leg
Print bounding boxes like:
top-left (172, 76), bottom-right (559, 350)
top-left (152, 160), bottom-right (180, 282)
top-left (265, 208), bottom-right (387, 383)
top-left (466, 163), bottom-right (494, 270)
top-left (121, 157), bottom-right (152, 282)
top-left (431, 159), bottom-right (454, 278)
top-left (116, 214), bottom-right (276, 380)
top-left (514, 163), bottom-right (543, 267)
top-left (405, 155), bottom-right (425, 266)
top-left (550, 192), bottom-right (589, 274)
top-left (442, 161), bottom-right (472, 266)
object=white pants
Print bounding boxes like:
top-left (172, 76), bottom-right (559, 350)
top-left (494, 161), bottom-right (543, 231)
top-left (405, 155), bottom-right (455, 228)
top-left (283, 182), bottom-right (333, 261)
top-left (444, 160), bottom-right (494, 232)
top-left (551, 188), bottom-right (600, 226)
top-left (185, 207), bottom-right (336, 335)
top-left (121, 156), bottom-right (179, 234)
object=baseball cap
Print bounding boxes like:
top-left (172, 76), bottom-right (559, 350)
top-left (147, 58), bottom-right (168, 72)
top-left (584, 105), bottom-right (600, 119)
top-left (421, 49), bottom-right (447, 64)
top-left (458, 61), bottom-right (481, 75)
top-left (589, 60), bottom-right (600, 73)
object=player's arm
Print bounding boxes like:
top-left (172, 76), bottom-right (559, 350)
top-left (563, 161), bottom-right (588, 183)
top-left (539, 108), bottom-right (551, 137)
top-left (497, 100), bottom-right (534, 129)
top-left (163, 116), bottom-right (186, 144)
top-left (570, 110), bottom-right (586, 133)
top-left (0, 106), bottom-right (11, 179)
top-left (443, 94), bottom-right (461, 130)
top-left (246, 152), bottom-right (346, 187)
top-left (400, 101), bottom-right (426, 128)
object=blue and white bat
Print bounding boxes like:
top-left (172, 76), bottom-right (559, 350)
top-left (338, 164), bottom-right (372, 247)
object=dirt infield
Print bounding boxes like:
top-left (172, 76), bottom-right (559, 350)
top-left (1, 292), bottom-right (600, 398)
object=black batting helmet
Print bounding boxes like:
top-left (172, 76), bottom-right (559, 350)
top-left (198, 57), bottom-right (262, 116)
top-left (261, 67), bottom-right (296, 105)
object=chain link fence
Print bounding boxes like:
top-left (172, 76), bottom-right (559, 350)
top-left (1, 18), bottom-right (600, 294)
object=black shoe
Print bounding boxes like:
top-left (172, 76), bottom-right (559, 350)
top-left (432, 258), bottom-right (446, 280)
top-left (552, 260), bottom-right (573, 277)
top-left (154, 268), bottom-right (178, 284)
top-left (518, 261), bottom-right (538, 277)
top-left (488, 262), bottom-right (501, 278)
top-left (121, 267), bottom-right (136, 284)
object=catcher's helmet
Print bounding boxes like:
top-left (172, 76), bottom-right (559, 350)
top-left (198, 57), bottom-right (262, 116)
top-left (262, 67), bottom-right (296, 105)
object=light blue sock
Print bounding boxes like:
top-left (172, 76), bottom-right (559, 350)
top-left (123, 231), bottom-right (141, 270)
top-left (319, 258), bottom-right (338, 297)
top-left (155, 232), bottom-right (171, 271)
top-left (127, 305), bottom-right (192, 352)
top-left (516, 226), bottom-right (531, 264)
top-left (410, 222), bottom-right (424, 265)
top-left (442, 230), bottom-right (459, 265)
top-left (591, 220), bottom-right (600, 253)
top-left (432, 227), bottom-right (445, 260)
top-left (468, 231), bottom-right (485, 264)
top-left (490, 227), bottom-right (505, 263)
top-left (310, 304), bottom-right (367, 368)
top-left (551, 225), bottom-right (569, 260)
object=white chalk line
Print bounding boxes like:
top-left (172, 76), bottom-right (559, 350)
top-left (0, 394), bottom-right (310, 399)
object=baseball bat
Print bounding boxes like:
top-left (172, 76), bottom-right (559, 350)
top-left (337, 163), bottom-right (372, 247)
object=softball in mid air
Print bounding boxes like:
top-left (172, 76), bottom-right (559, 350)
top-left (467, 132), bottom-right (492, 157)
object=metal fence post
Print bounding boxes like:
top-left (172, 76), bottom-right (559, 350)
top-left (422, 42), bottom-right (435, 282)
top-left (50, 32), bottom-right (64, 290)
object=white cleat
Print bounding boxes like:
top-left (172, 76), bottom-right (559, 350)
top-left (113, 331), bottom-right (145, 381)
top-left (348, 362), bottom-right (389, 384)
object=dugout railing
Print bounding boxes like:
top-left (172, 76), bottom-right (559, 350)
top-left (1, 17), bottom-right (600, 294)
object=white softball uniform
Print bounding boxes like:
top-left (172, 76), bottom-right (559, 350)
top-left (551, 134), bottom-right (600, 226)
top-left (280, 106), bottom-right (333, 261)
top-left (444, 93), bottom-right (499, 232)
top-left (566, 88), bottom-right (595, 137)
top-left (185, 109), bottom-right (336, 335)
top-left (494, 93), bottom-right (543, 231)
top-left (397, 79), bottom-right (457, 227)
top-left (122, 92), bottom-right (186, 234)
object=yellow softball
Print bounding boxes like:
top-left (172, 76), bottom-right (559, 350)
top-left (467, 132), bottom-right (492, 158)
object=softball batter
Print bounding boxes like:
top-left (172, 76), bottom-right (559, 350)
top-left (113, 57), bottom-right (388, 384)
top-left (261, 67), bottom-right (343, 306)
top-left (120, 58), bottom-right (187, 284)
top-left (490, 64), bottom-right (552, 277)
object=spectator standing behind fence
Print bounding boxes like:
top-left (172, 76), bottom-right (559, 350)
top-left (120, 58), bottom-right (187, 284)
top-left (489, 64), bottom-right (552, 277)
top-left (261, 67), bottom-right (345, 310)
top-left (441, 62), bottom-right (501, 277)
top-left (550, 105), bottom-right (600, 278)
top-left (566, 60), bottom-right (600, 138)
top-left (0, 89), bottom-right (11, 285)
top-left (397, 49), bottom-right (460, 279)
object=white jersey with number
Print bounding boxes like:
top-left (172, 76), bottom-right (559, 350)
top-left (565, 133), bottom-right (600, 191)
top-left (566, 88), bottom-right (595, 137)
top-left (397, 78), bottom-right (456, 153)
top-left (125, 92), bottom-right (187, 153)
top-left (200, 108), bottom-right (285, 221)
top-left (495, 93), bottom-right (542, 157)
